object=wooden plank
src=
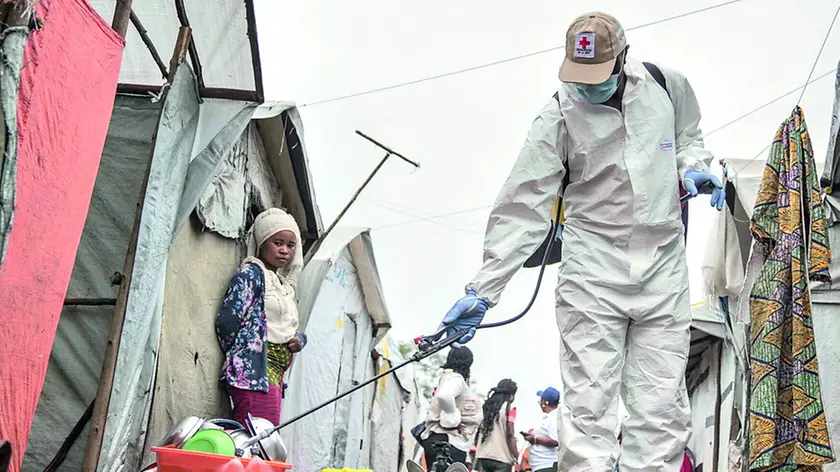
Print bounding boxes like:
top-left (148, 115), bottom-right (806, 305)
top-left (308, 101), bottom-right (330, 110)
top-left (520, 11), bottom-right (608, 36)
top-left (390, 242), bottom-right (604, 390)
top-left (111, 0), bottom-right (133, 39)
top-left (243, 0), bottom-right (264, 103)
top-left (81, 26), bottom-right (192, 472)
top-left (64, 298), bottom-right (117, 307)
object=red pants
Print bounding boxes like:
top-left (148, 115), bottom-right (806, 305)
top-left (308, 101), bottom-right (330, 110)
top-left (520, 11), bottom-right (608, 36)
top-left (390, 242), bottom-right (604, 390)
top-left (227, 384), bottom-right (283, 426)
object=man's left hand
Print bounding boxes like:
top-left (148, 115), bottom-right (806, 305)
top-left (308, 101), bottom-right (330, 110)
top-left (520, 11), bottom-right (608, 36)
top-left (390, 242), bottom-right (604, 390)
top-left (523, 433), bottom-right (535, 444)
top-left (684, 170), bottom-right (725, 211)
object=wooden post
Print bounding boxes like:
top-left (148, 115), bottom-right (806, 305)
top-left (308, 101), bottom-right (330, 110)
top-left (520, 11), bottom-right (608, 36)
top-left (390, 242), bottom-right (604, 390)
top-left (111, 0), bottom-right (133, 39)
top-left (173, 0), bottom-right (204, 88)
top-left (243, 0), bottom-right (264, 103)
top-left (80, 26), bottom-right (192, 472)
top-left (129, 10), bottom-right (168, 79)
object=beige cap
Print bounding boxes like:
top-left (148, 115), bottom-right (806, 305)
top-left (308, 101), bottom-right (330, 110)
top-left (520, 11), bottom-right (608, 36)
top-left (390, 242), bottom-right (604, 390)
top-left (559, 12), bottom-right (627, 85)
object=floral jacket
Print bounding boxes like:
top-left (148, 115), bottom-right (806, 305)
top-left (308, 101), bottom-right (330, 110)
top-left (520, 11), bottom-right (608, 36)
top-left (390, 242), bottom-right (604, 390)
top-left (215, 262), bottom-right (307, 392)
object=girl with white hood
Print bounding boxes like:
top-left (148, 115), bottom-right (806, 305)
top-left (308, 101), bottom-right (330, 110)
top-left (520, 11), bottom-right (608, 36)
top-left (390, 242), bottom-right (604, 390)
top-left (216, 208), bottom-right (307, 426)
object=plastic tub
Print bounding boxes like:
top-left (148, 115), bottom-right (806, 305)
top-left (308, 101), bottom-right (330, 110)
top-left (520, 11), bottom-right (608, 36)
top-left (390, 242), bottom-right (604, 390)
top-left (182, 429), bottom-right (236, 456)
top-left (152, 447), bottom-right (293, 472)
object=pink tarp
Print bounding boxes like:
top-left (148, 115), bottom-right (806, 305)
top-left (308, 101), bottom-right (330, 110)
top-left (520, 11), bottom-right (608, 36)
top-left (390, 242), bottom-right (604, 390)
top-left (0, 0), bottom-right (123, 469)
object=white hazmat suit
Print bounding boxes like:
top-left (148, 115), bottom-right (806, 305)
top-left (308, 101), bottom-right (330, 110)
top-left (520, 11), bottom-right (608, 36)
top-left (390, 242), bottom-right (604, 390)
top-left (465, 58), bottom-right (714, 471)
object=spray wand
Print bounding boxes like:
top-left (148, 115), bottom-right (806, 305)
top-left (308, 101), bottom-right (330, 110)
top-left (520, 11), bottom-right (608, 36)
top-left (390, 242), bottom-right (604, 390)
top-left (238, 175), bottom-right (718, 454)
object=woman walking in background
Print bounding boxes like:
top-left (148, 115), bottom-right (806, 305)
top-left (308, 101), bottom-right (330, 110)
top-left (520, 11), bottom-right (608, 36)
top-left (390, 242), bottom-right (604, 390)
top-left (475, 379), bottom-right (518, 472)
top-left (215, 208), bottom-right (308, 427)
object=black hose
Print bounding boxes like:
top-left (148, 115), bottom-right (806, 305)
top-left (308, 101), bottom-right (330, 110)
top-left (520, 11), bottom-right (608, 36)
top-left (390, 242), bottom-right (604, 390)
top-left (248, 181), bottom-right (713, 445)
top-left (477, 206), bottom-right (562, 329)
top-left (427, 179), bottom-right (716, 339)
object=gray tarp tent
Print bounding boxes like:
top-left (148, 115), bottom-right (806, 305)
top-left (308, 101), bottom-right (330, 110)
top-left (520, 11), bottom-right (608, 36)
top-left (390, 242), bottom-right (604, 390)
top-left (20, 1), bottom-right (326, 469)
top-left (22, 61), bottom-right (322, 471)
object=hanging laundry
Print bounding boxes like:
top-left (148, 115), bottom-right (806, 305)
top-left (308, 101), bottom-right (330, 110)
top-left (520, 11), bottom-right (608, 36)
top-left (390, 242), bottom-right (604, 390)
top-left (748, 106), bottom-right (834, 471)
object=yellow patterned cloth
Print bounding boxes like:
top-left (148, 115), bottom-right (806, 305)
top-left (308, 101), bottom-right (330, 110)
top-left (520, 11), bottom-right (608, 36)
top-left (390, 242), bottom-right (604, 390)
top-left (748, 107), bottom-right (834, 471)
top-left (266, 342), bottom-right (292, 387)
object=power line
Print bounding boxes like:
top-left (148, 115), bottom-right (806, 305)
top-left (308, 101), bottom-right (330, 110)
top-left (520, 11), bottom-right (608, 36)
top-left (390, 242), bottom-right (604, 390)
top-left (703, 69), bottom-right (835, 139)
top-left (372, 205), bottom-right (492, 232)
top-left (300, 0), bottom-right (746, 108)
top-left (733, 3), bottom-right (840, 176)
top-left (368, 67), bottom-right (838, 233)
top-left (364, 197), bottom-right (483, 235)
top-left (797, 4), bottom-right (840, 107)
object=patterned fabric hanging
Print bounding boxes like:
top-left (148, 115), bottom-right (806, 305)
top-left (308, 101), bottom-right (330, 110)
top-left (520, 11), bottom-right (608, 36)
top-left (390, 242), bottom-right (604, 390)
top-left (748, 106), bottom-right (834, 471)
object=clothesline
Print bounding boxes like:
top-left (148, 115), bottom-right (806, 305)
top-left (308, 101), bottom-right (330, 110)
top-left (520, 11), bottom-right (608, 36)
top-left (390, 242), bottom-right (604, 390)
top-left (365, 198), bottom-right (484, 235)
top-left (299, 0), bottom-right (745, 108)
top-left (731, 3), bottom-right (840, 177)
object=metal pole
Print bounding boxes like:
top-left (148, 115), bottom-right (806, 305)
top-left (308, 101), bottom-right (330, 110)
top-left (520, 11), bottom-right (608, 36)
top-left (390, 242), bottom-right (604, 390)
top-left (355, 130), bottom-right (421, 167)
top-left (304, 152), bottom-right (390, 265)
top-left (303, 131), bottom-right (420, 264)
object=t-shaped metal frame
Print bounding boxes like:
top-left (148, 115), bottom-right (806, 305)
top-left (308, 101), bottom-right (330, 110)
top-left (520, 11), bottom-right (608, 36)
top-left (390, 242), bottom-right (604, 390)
top-left (304, 130), bottom-right (420, 265)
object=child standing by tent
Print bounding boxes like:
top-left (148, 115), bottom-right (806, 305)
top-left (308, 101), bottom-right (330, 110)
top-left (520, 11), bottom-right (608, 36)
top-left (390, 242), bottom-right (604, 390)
top-left (215, 208), bottom-right (308, 426)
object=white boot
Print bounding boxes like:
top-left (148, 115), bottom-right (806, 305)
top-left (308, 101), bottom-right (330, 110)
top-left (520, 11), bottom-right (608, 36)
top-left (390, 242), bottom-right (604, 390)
top-left (406, 459), bottom-right (426, 472)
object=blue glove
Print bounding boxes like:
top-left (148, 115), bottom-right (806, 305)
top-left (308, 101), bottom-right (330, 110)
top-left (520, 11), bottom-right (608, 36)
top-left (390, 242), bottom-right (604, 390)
top-left (439, 290), bottom-right (489, 346)
top-left (683, 169), bottom-right (725, 211)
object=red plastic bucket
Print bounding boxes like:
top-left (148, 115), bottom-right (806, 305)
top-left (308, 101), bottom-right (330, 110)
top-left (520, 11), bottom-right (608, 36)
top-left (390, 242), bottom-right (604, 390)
top-left (152, 447), bottom-right (293, 471)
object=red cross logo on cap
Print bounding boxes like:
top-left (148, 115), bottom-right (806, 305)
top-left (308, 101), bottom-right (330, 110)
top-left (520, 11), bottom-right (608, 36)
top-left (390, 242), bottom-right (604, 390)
top-left (579, 36), bottom-right (591, 50)
top-left (574, 32), bottom-right (596, 59)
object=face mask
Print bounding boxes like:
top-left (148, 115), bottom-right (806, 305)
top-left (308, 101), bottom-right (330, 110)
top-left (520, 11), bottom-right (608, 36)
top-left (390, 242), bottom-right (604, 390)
top-left (575, 74), bottom-right (619, 104)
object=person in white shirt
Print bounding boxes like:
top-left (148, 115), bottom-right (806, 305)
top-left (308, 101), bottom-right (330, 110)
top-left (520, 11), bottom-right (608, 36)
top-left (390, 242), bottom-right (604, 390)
top-left (420, 347), bottom-right (483, 468)
top-left (523, 388), bottom-right (559, 472)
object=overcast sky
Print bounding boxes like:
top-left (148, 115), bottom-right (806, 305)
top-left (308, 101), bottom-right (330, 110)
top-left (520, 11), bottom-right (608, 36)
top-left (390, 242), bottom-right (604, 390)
top-left (255, 0), bottom-right (840, 432)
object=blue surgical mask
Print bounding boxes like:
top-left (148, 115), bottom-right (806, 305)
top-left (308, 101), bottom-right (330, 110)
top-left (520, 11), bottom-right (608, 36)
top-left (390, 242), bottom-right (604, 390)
top-left (575, 74), bottom-right (620, 104)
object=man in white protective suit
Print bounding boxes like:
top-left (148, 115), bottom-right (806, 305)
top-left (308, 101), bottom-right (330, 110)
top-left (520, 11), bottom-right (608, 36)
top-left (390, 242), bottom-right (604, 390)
top-left (438, 12), bottom-right (725, 472)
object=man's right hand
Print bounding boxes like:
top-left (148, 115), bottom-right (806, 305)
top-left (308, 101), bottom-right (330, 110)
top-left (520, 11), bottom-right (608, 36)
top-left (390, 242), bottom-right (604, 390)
top-left (439, 290), bottom-right (489, 345)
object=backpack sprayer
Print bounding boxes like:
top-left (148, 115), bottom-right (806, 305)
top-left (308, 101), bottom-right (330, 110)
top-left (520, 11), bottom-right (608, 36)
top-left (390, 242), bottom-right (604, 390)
top-left (236, 177), bottom-right (715, 455)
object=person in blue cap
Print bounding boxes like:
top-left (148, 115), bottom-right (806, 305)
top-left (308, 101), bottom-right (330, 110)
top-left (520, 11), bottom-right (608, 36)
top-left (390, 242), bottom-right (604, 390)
top-left (522, 388), bottom-right (560, 472)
